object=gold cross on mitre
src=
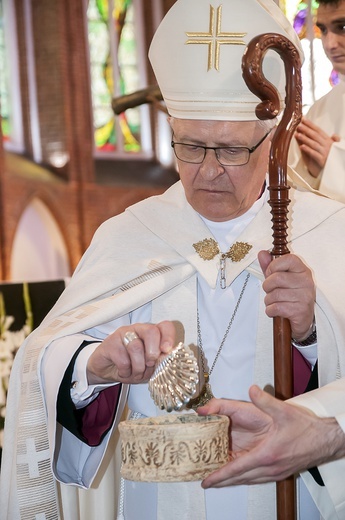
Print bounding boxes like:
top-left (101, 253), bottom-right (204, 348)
top-left (185, 5), bottom-right (247, 71)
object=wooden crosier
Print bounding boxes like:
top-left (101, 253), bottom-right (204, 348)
top-left (242, 33), bottom-right (302, 520)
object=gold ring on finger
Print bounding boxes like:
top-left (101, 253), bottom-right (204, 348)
top-left (123, 331), bottom-right (139, 347)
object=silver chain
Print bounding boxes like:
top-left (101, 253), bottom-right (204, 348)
top-left (197, 272), bottom-right (250, 376)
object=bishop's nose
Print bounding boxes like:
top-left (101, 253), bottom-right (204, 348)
top-left (198, 148), bottom-right (225, 180)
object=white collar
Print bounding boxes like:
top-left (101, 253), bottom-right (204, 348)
top-left (199, 185), bottom-right (268, 251)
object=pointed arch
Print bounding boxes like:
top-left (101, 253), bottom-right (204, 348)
top-left (10, 198), bottom-right (70, 282)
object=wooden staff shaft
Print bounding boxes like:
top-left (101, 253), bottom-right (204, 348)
top-left (273, 317), bottom-right (293, 401)
top-left (270, 185), bottom-right (296, 520)
top-left (274, 316), bottom-right (295, 520)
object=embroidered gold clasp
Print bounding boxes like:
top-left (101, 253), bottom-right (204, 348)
top-left (193, 238), bottom-right (252, 288)
top-left (225, 242), bottom-right (253, 262)
top-left (193, 239), bottom-right (252, 263)
top-left (193, 238), bottom-right (219, 260)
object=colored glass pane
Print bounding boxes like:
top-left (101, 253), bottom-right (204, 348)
top-left (0, 0), bottom-right (10, 141)
top-left (87, 0), bottom-right (141, 154)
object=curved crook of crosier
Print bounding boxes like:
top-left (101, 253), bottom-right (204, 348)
top-left (242, 32), bottom-right (303, 256)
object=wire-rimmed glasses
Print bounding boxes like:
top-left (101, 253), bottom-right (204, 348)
top-left (171, 129), bottom-right (272, 167)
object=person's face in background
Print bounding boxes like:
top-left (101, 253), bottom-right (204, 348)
top-left (317, 0), bottom-right (345, 74)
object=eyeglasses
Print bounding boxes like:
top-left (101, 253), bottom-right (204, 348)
top-left (171, 129), bottom-right (272, 167)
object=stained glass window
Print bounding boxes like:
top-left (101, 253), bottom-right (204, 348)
top-left (87, 0), bottom-right (147, 155)
top-left (280, 0), bottom-right (338, 111)
top-left (0, 0), bottom-right (10, 141)
top-left (0, 0), bottom-right (23, 151)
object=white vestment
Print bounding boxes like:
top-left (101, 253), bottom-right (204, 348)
top-left (2, 181), bottom-right (345, 519)
top-left (288, 75), bottom-right (345, 203)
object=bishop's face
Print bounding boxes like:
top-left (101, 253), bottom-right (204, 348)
top-left (316, 0), bottom-right (345, 75)
top-left (170, 118), bottom-right (272, 222)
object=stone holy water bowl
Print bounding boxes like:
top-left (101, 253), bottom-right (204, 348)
top-left (118, 413), bottom-right (229, 482)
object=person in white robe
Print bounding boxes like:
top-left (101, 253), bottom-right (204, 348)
top-left (288, 0), bottom-right (345, 203)
top-left (2, 1), bottom-right (345, 519)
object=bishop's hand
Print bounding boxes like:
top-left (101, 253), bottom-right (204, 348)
top-left (86, 321), bottom-right (175, 385)
top-left (258, 250), bottom-right (316, 342)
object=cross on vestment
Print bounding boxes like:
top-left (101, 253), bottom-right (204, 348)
top-left (16, 438), bottom-right (50, 479)
top-left (39, 303), bottom-right (102, 339)
top-left (21, 349), bottom-right (39, 392)
top-left (185, 5), bottom-right (247, 70)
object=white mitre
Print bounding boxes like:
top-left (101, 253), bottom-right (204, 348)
top-left (149, 0), bottom-right (304, 121)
